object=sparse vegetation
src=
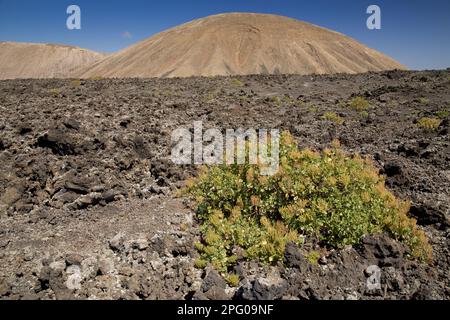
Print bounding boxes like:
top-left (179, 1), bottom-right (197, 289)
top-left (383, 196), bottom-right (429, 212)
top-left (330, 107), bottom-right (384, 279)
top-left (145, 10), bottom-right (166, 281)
top-left (337, 100), bottom-right (347, 109)
top-left (203, 91), bottom-right (217, 103)
top-left (417, 117), bottom-right (442, 131)
top-left (308, 104), bottom-right (319, 113)
top-left (48, 88), bottom-right (62, 95)
top-left (349, 96), bottom-right (370, 111)
top-left (70, 79), bottom-right (82, 87)
top-left (323, 111), bottom-right (344, 125)
top-left (307, 251), bottom-right (321, 266)
top-left (360, 111), bottom-right (369, 118)
top-left (418, 97), bottom-right (430, 105)
top-left (435, 108), bottom-right (449, 119)
top-left (183, 132), bottom-right (432, 274)
top-left (162, 88), bottom-right (174, 97)
top-left (269, 95), bottom-right (282, 107)
top-left (231, 78), bottom-right (245, 87)
top-left (282, 95), bottom-right (296, 106)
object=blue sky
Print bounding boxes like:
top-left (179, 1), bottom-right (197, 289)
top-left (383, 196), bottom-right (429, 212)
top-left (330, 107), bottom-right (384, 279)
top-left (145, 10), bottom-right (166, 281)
top-left (0, 0), bottom-right (449, 70)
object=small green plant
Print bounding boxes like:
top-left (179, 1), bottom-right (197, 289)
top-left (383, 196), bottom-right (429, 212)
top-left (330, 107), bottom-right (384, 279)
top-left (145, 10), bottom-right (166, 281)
top-left (349, 97), bottom-right (370, 112)
top-left (418, 97), bottom-right (430, 105)
top-left (282, 95), bottom-right (296, 106)
top-left (323, 112), bottom-right (344, 125)
top-left (204, 91), bottom-right (217, 103)
top-left (269, 96), bottom-right (282, 107)
top-left (338, 100), bottom-right (347, 109)
top-left (308, 104), bottom-right (319, 113)
top-left (70, 79), bottom-right (82, 87)
top-left (225, 273), bottom-right (240, 287)
top-left (239, 95), bottom-right (250, 104)
top-left (360, 111), bottom-right (369, 118)
top-left (231, 78), bottom-right (244, 87)
top-left (48, 88), bottom-right (62, 95)
top-left (194, 258), bottom-right (208, 269)
top-left (435, 108), bottom-right (449, 119)
top-left (162, 88), bottom-right (174, 97)
top-left (183, 132), bottom-right (432, 275)
top-left (417, 117), bottom-right (442, 131)
top-left (306, 251), bottom-right (321, 266)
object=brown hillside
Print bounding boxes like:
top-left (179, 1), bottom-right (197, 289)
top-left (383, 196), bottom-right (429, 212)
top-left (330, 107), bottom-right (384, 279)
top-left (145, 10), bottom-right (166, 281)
top-left (0, 42), bottom-right (106, 80)
top-left (78, 13), bottom-right (405, 78)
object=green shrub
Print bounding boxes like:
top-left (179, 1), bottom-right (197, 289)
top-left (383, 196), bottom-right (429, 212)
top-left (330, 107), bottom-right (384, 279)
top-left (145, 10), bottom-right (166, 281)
top-left (323, 112), bottom-right (344, 125)
top-left (183, 132), bottom-right (432, 273)
top-left (417, 117), bottom-right (442, 131)
top-left (349, 97), bottom-right (370, 111)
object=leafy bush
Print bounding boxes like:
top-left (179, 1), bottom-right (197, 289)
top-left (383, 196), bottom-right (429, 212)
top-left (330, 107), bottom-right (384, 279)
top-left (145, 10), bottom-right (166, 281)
top-left (184, 132), bottom-right (432, 273)
top-left (349, 97), bottom-right (370, 111)
top-left (417, 117), bottom-right (442, 131)
top-left (323, 112), bottom-right (344, 125)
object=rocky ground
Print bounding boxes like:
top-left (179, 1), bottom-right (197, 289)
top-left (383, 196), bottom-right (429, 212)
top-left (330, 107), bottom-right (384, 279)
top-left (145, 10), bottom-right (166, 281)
top-left (0, 70), bottom-right (449, 300)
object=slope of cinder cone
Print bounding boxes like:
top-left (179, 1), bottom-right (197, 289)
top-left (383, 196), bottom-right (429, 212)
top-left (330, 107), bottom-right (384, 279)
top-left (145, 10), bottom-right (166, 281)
top-left (77, 13), bottom-right (405, 78)
top-left (0, 42), bottom-right (107, 79)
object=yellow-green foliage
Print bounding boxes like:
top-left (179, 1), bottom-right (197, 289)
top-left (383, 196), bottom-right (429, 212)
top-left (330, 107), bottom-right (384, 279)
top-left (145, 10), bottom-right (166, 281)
top-left (184, 132), bottom-right (432, 272)
top-left (418, 97), bottom-right (430, 105)
top-left (349, 97), bottom-right (370, 111)
top-left (435, 108), bottom-right (449, 119)
top-left (308, 105), bottom-right (319, 113)
top-left (48, 88), bottom-right (62, 95)
top-left (417, 117), bottom-right (442, 131)
top-left (270, 96), bottom-right (282, 107)
top-left (70, 79), bottom-right (82, 87)
top-left (231, 78), bottom-right (244, 87)
top-left (323, 112), bottom-right (344, 125)
top-left (204, 91), bottom-right (217, 103)
top-left (282, 95), bottom-right (296, 106)
top-left (306, 251), bottom-right (321, 265)
top-left (225, 273), bottom-right (240, 287)
top-left (337, 100), bottom-right (347, 109)
top-left (162, 88), bottom-right (174, 97)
